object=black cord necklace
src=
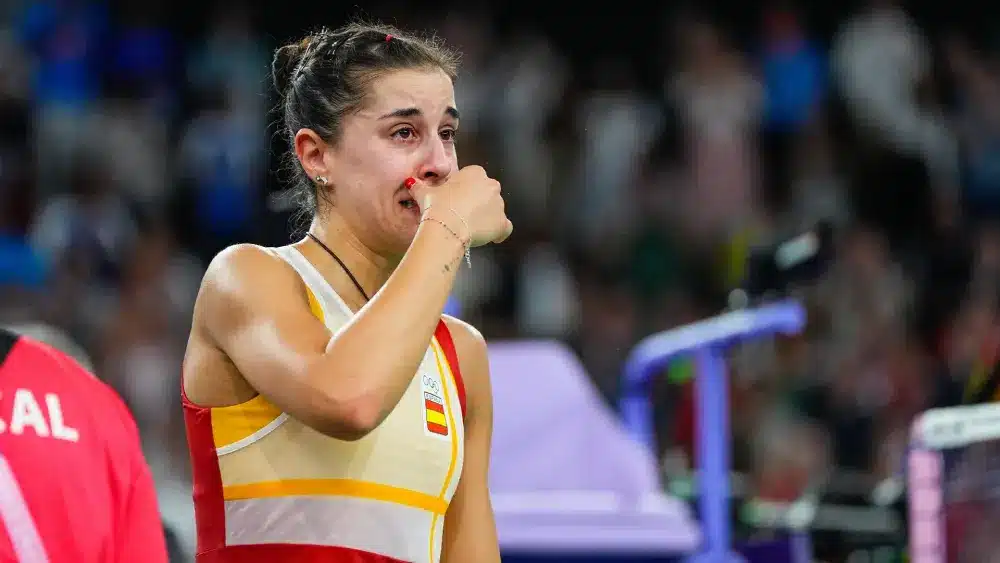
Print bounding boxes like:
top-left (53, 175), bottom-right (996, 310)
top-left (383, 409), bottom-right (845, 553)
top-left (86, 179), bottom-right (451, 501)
top-left (305, 232), bottom-right (371, 302)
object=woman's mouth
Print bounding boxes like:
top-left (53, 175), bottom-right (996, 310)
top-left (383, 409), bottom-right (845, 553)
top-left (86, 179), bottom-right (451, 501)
top-left (399, 197), bottom-right (420, 216)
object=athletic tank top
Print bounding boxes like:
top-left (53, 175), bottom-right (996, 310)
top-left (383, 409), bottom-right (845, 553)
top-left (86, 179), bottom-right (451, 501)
top-left (182, 246), bottom-right (467, 563)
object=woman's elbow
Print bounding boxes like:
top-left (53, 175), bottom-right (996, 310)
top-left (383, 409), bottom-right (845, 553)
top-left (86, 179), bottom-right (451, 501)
top-left (311, 390), bottom-right (383, 441)
top-left (300, 357), bottom-right (391, 441)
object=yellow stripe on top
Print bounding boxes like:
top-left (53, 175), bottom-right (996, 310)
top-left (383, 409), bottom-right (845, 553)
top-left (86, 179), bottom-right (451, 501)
top-left (304, 285), bottom-right (325, 321)
top-left (427, 339), bottom-right (461, 562)
top-left (430, 340), bottom-right (461, 498)
top-left (223, 478), bottom-right (449, 514)
top-left (210, 281), bottom-right (325, 450)
top-left (426, 409), bottom-right (447, 427)
top-left (211, 395), bottom-right (285, 449)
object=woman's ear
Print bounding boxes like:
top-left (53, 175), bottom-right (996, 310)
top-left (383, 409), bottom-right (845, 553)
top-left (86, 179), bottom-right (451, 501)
top-left (294, 128), bottom-right (330, 182)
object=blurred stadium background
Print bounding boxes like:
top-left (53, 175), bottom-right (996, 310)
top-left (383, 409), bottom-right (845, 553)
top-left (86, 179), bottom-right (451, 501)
top-left (4, 0), bottom-right (1000, 561)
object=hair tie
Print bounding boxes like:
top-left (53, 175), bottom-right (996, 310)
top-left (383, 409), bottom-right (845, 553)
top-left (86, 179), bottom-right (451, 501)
top-left (385, 34), bottom-right (393, 42)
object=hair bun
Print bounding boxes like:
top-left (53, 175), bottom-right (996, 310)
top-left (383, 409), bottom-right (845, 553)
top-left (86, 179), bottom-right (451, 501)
top-left (272, 38), bottom-right (310, 96)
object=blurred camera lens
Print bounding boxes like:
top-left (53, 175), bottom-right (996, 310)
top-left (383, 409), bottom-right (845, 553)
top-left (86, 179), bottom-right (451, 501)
top-left (741, 221), bottom-right (834, 301)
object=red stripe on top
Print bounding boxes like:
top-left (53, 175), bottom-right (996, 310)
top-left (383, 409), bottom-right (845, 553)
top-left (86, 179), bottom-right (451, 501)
top-left (196, 543), bottom-right (409, 563)
top-left (425, 398), bottom-right (444, 413)
top-left (181, 381), bottom-right (227, 554)
top-left (426, 422), bottom-right (448, 436)
top-left (434, 320), bottom-right (466, 419)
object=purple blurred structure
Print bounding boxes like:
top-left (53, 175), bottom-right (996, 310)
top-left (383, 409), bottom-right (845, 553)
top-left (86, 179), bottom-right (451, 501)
top-left (487, 341), bottom-right (702, 557)
top-left (906, 403), bottom-right (1000, 563)
top-left (444, 295), bottom-right (461, 317)
top-left (619, 300), bottom-right (807, 563)
top-left (907, 414), bottom-right (945, 563)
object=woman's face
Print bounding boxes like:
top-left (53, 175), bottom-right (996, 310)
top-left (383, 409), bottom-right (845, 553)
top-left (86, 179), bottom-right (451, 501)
top-left (321, 67), bottom-right (460, 256)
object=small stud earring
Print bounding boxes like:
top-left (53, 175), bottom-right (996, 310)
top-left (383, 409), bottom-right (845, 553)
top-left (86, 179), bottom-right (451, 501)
top-left (315, 175), bottom-right (328, 185)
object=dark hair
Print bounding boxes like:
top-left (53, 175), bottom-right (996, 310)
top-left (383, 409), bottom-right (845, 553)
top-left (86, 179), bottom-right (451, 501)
top-left (272, 20), bottom-right (460, 220)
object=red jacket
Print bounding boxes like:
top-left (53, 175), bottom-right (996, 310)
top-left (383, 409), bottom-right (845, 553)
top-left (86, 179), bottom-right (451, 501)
top-left (0, 329), bottom-right (168, 562)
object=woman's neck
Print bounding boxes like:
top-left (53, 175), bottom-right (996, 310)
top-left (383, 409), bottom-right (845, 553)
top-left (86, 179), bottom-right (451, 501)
top-left (304, 215), bottom-right (398, 310)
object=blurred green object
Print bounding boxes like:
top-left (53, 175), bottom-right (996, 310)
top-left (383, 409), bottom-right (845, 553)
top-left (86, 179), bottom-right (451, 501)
top-left (667, 356), bottom-right (695, 384)
top-left (630, 228), bottom-right (684, 300)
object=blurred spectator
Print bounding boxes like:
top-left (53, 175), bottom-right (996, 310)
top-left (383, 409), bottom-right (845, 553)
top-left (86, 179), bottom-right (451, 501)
top-left (98, 224), bottom-right (200, 441)
top-left (185, 1), bottom-right (267, 115)
top-left (0, 148), bottom-right (46, 291)
top-left (574, 274), bottom-right (638, 404)
top-left (832, 0), bottom-right (959, 199)
top-left (438, 8), bottom-right (499, 138)
top-left (0, 15), bottom-right (32, 102)
top-left (176, 87), bottom-right (263, 262)
top-left (750, 407), bottom-right (830, 502)
top-left (782, 119), bottom-right (851, 232)
top-left (668, 15), bottom-right (763, 245)
top-left (515, 240), bottom-right (579, 338)
top-left (92, 86), bottom-right (171, 209)
top-left (758, 4), bottom-right (827, 209)
top-left (28, 156), bottom-right (137, 280)
top-left (947, 34), bottom-right (1000, 223)
top-left (493, 27), bottom-right (568, 228)
top-left (18, 0), bottom-right (110, 193)
top-left (106, 0), bottom-right (176, 115)
top-left (27, 156), bottom-right (139, 350)
top-left (759, 5), bottom-right (827, 137)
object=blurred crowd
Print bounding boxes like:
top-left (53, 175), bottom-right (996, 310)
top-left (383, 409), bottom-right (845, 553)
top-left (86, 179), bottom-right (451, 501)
top-left (3, 0), bottom-right (1000, 555)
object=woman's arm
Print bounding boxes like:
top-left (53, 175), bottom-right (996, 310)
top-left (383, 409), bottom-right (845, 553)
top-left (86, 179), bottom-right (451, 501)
top-left (194, 216), bottom-right (467, 440)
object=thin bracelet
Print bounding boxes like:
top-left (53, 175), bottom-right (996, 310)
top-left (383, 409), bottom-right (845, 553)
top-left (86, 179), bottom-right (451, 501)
top-left (421, 217), bottom-right (471, 267)
top-left (421, 206), bottom-right (472, 239)
top-left (446, 207), bottom-right (471, 240)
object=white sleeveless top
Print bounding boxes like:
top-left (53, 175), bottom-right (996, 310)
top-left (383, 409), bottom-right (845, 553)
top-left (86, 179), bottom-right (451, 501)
top-left (182, 245), bottom-right (466, 563)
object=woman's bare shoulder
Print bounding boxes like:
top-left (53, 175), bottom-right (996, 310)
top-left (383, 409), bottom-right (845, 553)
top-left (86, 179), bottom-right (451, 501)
top-left (193, 244), bottom-right (308, 333)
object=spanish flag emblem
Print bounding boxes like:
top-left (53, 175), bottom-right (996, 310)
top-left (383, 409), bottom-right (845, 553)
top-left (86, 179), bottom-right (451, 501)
top-left (425, 392), bottom-right (448, 436)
